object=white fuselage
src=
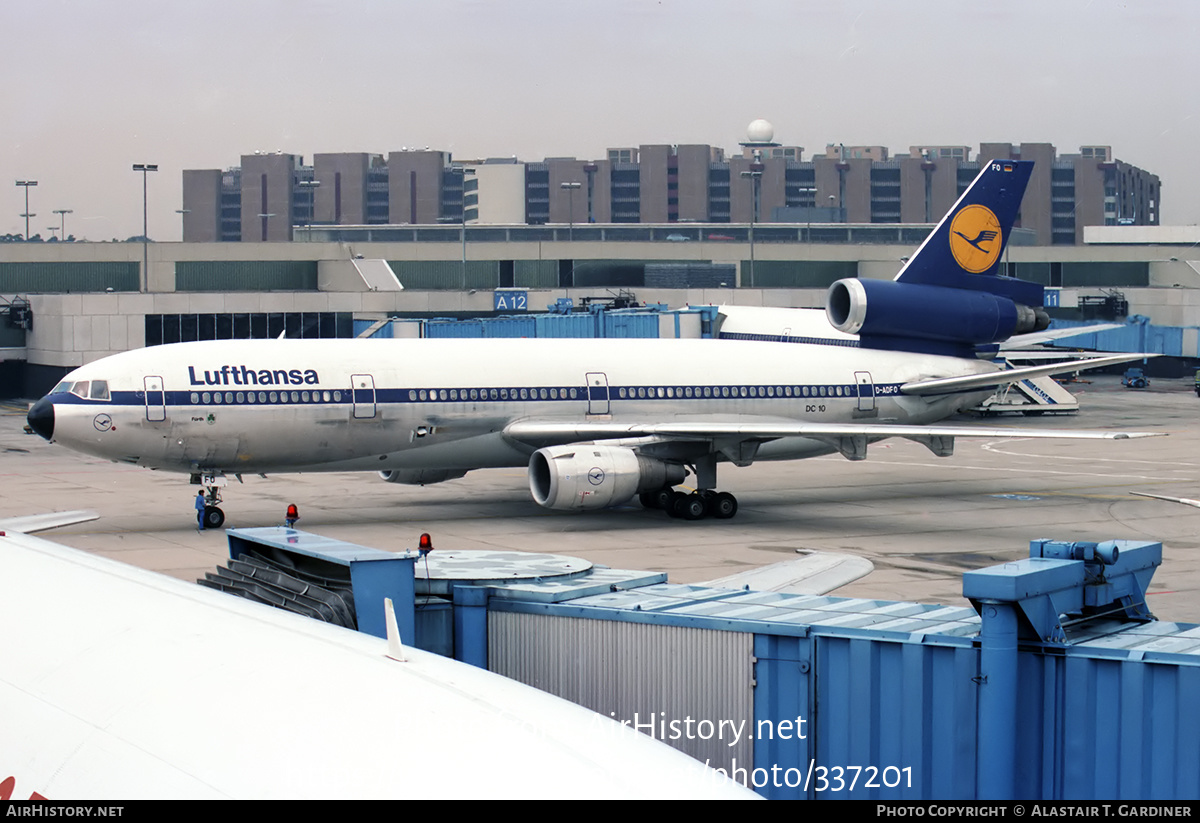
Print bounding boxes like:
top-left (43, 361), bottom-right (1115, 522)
top-left (44, 337), bottom-right (995, 476)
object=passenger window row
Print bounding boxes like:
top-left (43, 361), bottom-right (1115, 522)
top-left (407, 387), bottom-right (581, 402)
top-left (189, 390), bottom-right (343, 405)
top-left (401, 384), bottom-right (856, 401)
top-left (616, 384), bottom-right (852, 399)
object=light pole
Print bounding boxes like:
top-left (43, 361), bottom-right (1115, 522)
top-left (560, 181), bottom-right (581, 241)
top-left (132, 164), bottom-right (157, 291)
top-left (15, 180), bottom-right (37, 240)
top-left (53, 208), bottom-right (73, 241)
top-left (175, 209), bottom-right (190, 240)
top-left (738, 119), bottom-right (780, 289)
top-left (740, 163), bottom-right (763, 287)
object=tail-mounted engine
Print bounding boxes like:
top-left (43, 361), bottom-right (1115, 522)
top-left (529, 445), bottom-right (686, 511)
top-left (826, 278), bottom-right (1049, 351)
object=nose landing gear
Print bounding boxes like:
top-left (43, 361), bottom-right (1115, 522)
top-left (192, 472), bottom-right (227, 529)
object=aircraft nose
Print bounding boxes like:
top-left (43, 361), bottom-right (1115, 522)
top-left (27, 396), bottom-right (54, 440)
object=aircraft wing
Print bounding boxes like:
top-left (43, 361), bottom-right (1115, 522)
top-left (900, 352), bottom-right (1153, 396)
top-left (505, 417), bottom-right (1161, 445)
top-left (702, 552), bottom-right (874, 596)
top-left (0, 510), bottom-right (98, 534)
top-left (1130, 492), bottom-right (1200, 510)
top-left (0, 529), bottom-right (755, 799)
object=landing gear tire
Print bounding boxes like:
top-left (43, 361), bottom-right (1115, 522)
top-left (662, 490), bottom-right (686, 517)
top-left (673, 493), bottom-right (708, 521)
top-left (203, 505), bottom-right (225, 529)
top-left (652, 487), bottom-right (738, 520)
top-left (710, 491), bottom-right (738, 519)
top-left (641, 488), bottom-right (676, 510)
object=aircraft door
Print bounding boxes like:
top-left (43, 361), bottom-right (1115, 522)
top-left (585, 372), bottom-right (610, 415)
top-left (351, 374), bottom-right (376, 419)
top-left (144, 375), bottom-right (166, 422)
top-left (854, 371), bottom-right (875, 412)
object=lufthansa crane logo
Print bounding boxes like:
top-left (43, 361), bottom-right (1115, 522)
top-left (949, 204), bottom-right (1002, 273)
top-left (587, 467), bottom-right (605, 485)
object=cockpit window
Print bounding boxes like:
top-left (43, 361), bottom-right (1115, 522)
top-left (52, 381), bottom-right (71, 394)
top-left (90, 380), bottom-right (110, 401)
top-left (69, 381), bottom-right (90, 399)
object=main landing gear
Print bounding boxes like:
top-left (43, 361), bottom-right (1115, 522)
top-left (639, 487), bottom-right (738, 521)
top-left (193, 472), bottom-right (227, 529)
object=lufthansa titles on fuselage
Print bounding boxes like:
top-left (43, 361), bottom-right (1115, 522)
top-left (188, 365), bottom-right (319, 387)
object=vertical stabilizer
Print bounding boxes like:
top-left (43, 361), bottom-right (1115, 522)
top-left (895, 160), bottom-right (1039, 306)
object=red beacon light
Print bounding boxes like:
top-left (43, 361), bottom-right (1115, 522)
top-left (285, 504), bottom-right (299, 528)
top-left (418, 533), bottom-right (434, 556)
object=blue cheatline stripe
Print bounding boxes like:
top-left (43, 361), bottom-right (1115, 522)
top-left (51, 381), bottom-right (906, 410)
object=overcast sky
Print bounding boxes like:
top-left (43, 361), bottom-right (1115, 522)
top-left (4, 0), bottom-right (1198, 241)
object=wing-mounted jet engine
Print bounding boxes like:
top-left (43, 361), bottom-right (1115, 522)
top-left (528, 445), bottom-right (686, 512)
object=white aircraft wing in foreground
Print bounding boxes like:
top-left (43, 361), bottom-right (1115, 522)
top-left (0, 529), bottom-right (755, 799)
top-left (0, 510), bottom-right (97, 533)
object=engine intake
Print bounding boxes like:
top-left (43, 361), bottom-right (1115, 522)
top-left (529, 445), bottom-right (685, 511)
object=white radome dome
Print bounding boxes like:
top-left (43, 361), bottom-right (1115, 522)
top-left (746, 119), bottom-right (774, 143)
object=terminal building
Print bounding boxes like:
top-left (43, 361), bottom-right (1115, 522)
top-left (4, 221), bottom-right (1200, 400)
top-left (0, 132), bottom-right (1187, 399)
top-left (181, 140), bottom-right (1160, 246)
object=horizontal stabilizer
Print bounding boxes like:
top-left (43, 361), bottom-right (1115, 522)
top-left (702, 551), bottom-right (874, 596)
top-left (901, 353), bottom-right (1155, 396)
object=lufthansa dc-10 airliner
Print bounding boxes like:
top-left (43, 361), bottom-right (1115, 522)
top-left (26, 161), bottom-right (1158, 525)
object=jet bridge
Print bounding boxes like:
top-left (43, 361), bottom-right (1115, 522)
top-left (204, 530), bottom-right (1198, 801)
top-left (201, 528), bottom-right (417, 643)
